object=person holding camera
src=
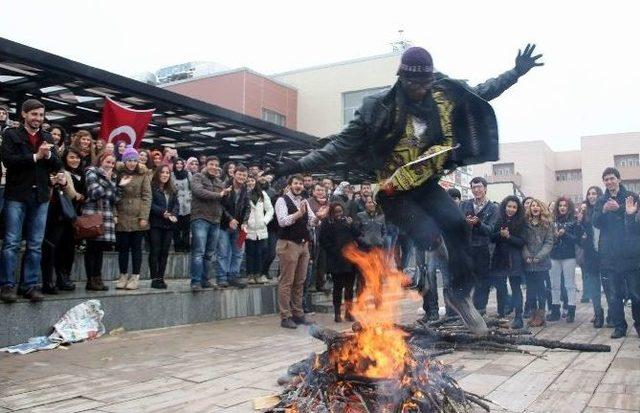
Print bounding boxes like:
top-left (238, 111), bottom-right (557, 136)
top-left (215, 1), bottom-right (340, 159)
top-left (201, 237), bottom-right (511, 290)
top-left (489, 196), bottom-right (527, 328)
top-left (547, 196), bottom-right (580, 322)
top-left (0, 99), bottom-right (62, 303)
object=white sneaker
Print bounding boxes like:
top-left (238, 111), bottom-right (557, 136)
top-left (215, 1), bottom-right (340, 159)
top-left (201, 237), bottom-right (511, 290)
top-left (257, 275), bottom-right (269, 284)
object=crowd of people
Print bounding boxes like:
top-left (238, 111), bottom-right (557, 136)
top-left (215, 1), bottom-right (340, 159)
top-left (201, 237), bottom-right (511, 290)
top-left (0, 100), bottom-right (638, 339)
top-left (425, 174), bottom-right (639, 339)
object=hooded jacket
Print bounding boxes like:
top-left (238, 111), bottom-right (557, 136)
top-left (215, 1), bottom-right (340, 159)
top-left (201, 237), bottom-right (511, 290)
top-left (114, 162), bottom-right (151, 232)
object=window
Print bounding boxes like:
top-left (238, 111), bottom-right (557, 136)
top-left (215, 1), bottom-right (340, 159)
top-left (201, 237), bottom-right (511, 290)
top-left (555, 169), bottom-right (582, 182)
top-left (493, 163), bottom-right (514, 176)
top-left (342, 86), bottom-right (389, 125)
top-left (623, 180), bottom-right (640, 194)
top-left (614, 154), bottom-right (640, 168)
top-left (262, 109), bottom-right (286, 127)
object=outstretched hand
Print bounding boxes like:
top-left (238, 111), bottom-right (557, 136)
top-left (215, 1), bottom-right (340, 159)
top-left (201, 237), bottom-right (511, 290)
top-left (271, 156), bottom-right (302, 178)
top-left (515, 43), bottom-right (544, 76)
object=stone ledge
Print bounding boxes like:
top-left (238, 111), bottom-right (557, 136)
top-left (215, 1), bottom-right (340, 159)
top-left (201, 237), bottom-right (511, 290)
top-left (0, 280), bottom-right (279, 348)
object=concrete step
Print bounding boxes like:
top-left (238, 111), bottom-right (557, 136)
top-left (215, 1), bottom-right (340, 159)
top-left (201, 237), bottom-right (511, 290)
top-left (0, 279), bottom-right (279, 348)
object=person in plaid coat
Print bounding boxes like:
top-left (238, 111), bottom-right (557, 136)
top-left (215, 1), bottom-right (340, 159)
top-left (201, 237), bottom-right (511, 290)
top-left (82, 152), bottom-right (120, 291)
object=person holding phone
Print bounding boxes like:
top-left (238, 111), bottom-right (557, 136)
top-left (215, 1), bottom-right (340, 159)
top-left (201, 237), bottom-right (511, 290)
top-left (0, 99), bottom-right (62, 303)
top-left (148, 165), bottom-right (179, 289)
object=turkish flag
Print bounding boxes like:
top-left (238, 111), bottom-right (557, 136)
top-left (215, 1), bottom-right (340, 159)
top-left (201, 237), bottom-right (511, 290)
top-left (99, 97), bottom-right (154, 148)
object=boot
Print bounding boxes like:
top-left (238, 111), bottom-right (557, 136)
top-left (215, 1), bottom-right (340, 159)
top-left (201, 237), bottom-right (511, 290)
top-left (334, 307), bottom-right (343, 323)
top-left (41, 283), bottom-right (59, 295)
top-left (86, 277), bottom-right (109, 291)
top-left (344, 302), bottom-right (355, 322)
top-left (546, 304), bottom-right (561, 321)
top-left (528, 309), bottom-right (546, 327)
top-left (151, 278), bottom-right (167, 289)
top-left (593, 308), bottom-right (604, 328)
top-left (511, 315), bottom-right (524, 329)
top-left (566, 305), bottom-right (576, 323)
top-left (125, 274), bottom-right (140, 290)
top-left (56, 273), bottom-right (76, 291)
top-left (115, 274), bottom-right (129, 289)
top-left (445, 292), bottom-right (489, 335)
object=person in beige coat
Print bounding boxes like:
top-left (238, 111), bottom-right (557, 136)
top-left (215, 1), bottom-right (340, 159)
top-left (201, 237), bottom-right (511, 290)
top-left (114, 146), bottom-right (151, 290)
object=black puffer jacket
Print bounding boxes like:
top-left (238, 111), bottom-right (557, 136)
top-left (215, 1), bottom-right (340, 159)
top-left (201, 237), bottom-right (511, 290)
top-left (550, 215), bottom-right (580, 260)
top-left (295, 70), bottom-right (520, 177)
top-left (490, 219), bottom-right (526, 276)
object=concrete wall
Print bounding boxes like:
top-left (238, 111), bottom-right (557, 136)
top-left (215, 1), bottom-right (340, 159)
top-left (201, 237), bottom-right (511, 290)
top-left (475, 133), bottom-right (640, 203)
top-left (164, 69), bottom-right (297, 129)
top-left (273, 53), bottom-right (400, 137)
top-left (581, 132), bottom-right (640, 194)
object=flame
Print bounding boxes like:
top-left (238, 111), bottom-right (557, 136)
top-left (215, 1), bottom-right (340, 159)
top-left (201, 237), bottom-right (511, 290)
top-left (332, 244), bottom-right (417, 379)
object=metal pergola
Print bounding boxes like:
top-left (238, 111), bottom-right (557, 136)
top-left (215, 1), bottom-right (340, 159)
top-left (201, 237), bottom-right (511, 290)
top-left (0, 37), bottom-right (320, 165)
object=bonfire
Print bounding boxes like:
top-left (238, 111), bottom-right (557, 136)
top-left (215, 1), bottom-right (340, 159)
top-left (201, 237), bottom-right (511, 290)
top-left (264, 245), bottom-right (610, 413)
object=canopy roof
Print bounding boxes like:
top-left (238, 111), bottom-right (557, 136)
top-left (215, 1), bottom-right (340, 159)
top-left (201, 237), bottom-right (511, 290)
top-left (0, 37), bottom-right (319, 164)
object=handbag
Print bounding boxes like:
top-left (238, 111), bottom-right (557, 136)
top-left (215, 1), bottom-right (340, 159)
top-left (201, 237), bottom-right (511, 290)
top-left (56, 189), bottom-right (77, 221)
top-left (74, 200), bottom-right (105, 240)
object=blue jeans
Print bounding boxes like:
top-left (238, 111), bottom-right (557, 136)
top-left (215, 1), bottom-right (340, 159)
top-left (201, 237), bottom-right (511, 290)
top-left (216, 228), bottom-right (245, 282)
top-left (1, 194), bottom-right (49, 288)
top-left (190, 219), bottom-right (220, 286)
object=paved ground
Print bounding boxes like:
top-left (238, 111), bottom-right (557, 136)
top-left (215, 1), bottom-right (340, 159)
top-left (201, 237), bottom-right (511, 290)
top-left (0, 294), bottom-right (639, 412)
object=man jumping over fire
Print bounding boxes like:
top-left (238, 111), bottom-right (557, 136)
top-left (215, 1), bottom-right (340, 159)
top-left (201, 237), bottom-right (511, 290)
top-left (276, 44), bottom-right (543, 334)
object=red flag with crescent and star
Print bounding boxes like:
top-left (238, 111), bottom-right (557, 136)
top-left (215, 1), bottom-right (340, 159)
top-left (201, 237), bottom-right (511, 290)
top-left (99, 97), bottom-right (154, 148)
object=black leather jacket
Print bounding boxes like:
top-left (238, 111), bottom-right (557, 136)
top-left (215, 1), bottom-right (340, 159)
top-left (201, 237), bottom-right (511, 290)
top-left (297, 70), bottom-right (520, 177)
top-left (459, 199), bottom-right (499, 248)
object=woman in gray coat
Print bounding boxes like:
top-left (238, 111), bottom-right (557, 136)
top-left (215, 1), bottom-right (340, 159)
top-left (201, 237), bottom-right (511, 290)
top-left (522, 199), bottom-right (554, 326)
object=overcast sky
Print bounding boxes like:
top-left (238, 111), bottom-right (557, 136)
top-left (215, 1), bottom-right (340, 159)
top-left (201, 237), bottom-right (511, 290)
top-left (2, 1), bottom-right (638, 151)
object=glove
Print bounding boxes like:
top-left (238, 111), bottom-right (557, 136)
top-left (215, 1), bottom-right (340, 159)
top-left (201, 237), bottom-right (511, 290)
top-left (273, 156), bottom-right (302, 178)
top-left (515, 43), bottom-right (544, 76)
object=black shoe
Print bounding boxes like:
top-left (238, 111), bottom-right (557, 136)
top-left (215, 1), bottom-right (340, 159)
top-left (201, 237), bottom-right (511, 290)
top-left (229, 279), bottom-right (247, 289)
top-left (344, 312), bottom-right (355, 322)
top-left (151, 279), bottom-right (168, 289)
top-left (546, 304), bottom-right (561, 322)
top-left (41, 284), bottom-right (59, 295)
top-left (611, 328), bottom-right (626, 339)
top-left (566, 305), bottom-right (576, 323)
top-left (86, 277), bottom-right (109, 291)
top-left (217, 280), bottom-right (229, 288)
top-left (334, 312), bottom-right (343, 323)
top-left (292, 315), bottom-right (314, 325)
top-left (0, 285), bottom-right (17, 303)
top-left (303, 308), bottom-right (315, 314)
top-left (201, 280), bottom-right (213, 289)
top-left (56, 276), bottom-right (76, 291)
top-left (593, 308), bottom-right (604, 329)
top-left (511, 316), bottom-right (524, 329)
top-left (22, 287), bottom-right (44, 303)
top-left (281, 317), bottom-right (298, 329)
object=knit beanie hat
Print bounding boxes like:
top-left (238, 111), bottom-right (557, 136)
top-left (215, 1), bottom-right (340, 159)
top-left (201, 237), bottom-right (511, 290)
top-left (397, 47), bottom-right (434, 78)
top-left (121, 145), bottom-right (139, 162)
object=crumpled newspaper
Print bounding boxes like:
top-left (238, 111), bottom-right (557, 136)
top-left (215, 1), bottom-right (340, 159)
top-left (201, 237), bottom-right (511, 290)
top-left (1, 299), bottom-right (106, 355)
